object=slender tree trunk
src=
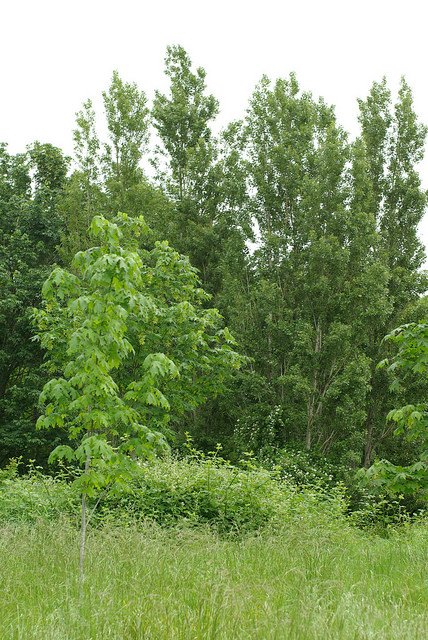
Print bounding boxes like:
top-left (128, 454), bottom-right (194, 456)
top-left (79, 454), bottom-right (90, 594)
top-left (363, 406), bottom-right (394, 468)
top-left (305, 420), bottom-right (312, 451)
top-left (306, 378), bottom-right (317, 451)
top-left (306, 321), bottom-right (322, 451)
top-left (0, 370), bottom-right (10, 400)
top-left (267, 312), bottom-right (273, 381)
top-left (363, 412), bottom-right (374, 468)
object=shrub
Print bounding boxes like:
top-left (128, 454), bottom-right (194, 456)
top-left (98, 448), bottom-right (351, 534)
top-left (255, 445), bottom-right (427, 532)
top-left (0, 460), bottom-right (79, 524)
top-left (233, 404), bottom-right (285, 451)
top-left (258, 445), bottom-right (339, 489)
top-left (0, 452), bottom-right (353, 534)
top-left (99, 454), bottom-right (289, 532)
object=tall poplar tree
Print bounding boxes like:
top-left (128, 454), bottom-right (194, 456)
top-left (152, 45), bottom-right (250, 302)
top-left (59, 100), bottom-right (104, 264)
top-left (241, 75), bottom-right (389, 459)
top-left (101, 71), bottom-right (174, 245)
top-left (103, 70), bottom-right (150, 198)
top-left (352, 77), bottom-right (428, 466)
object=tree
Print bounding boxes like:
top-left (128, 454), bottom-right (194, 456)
top-left (99, 69), bottom-right (176, 250)
top-left (60, 77), bottom-right (170, 265)
top-left (34, 213), bottom-right (243, 580)
top-left (151, 47), bottom-right (252, 443)
top-left (102, 70), bottom-right (150, 212)
top-left (73, 99), bottom-right (101, 194)
top-left (152, 45), bottom-right (242, 299)
top-left (353, 77), bottom-right (428, 466)
top-left (0, 143), bottom-right (69, 465)
top-left (103, 70), bottom-right (150, 185)
top-left (152, 44), bottom-right (219, 201)
top-left (58, 100), bottom-right (104, 264)
top-left (221, 73), bottom-right (428, 465)
top-left (240, 74), bottom-right (380, 458)
top-left (362, 321), bottom-right (428, 496)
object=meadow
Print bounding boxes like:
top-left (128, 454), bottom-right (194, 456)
top-left (1, 458), bottom-right (427, 639)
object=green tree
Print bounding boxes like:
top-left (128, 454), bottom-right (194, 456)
top-left (353, 77), bottom-right (428, 466)
top-left (103, 70), bottom-right (149, 186)
top-left (34, 213), bottom-right (243, 577)
top-left (34, 214), bottom-right (173, 581)
top-left (60, 74), bottom-right (169, 264)
top-left (240, 74), bottom-right (381, 458)
top-left (100, 71), bottom-right (175, 248)
top-left (0, 143), bottom-right (69, 465)
top-left (362, 321), bottom-right (428, 496)
top-left (152, 44), bottom-right (219, 201)
top-left (102, 70), bottom-right (150, 213)
top-left (152, 45), bottom-right (245, 299)
top-left (59, 100), bottom-right (105, 264)
top-left (151, 47), bottom-right (251, 443)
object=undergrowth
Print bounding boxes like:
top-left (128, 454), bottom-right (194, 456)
top-left (0, 445), bottom-right (425, 534)
top-left (0, 453), bottom-right (347, 534)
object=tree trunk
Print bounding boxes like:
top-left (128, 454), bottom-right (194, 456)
top-left (306, 321), bottom-right (322, 451)
top-left (79, 454), bottom-right (90, 594)
top-left (363, 414), bottom-right (374, 468)
top-left (306, 385), bottom-right (316, 451)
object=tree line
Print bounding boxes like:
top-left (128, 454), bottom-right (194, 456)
top-left (1, 44), bottom-right (427, 471)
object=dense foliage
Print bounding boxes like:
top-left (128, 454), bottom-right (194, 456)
top-left (1, 46), bottom-right (427, 509)
top-left (0, 143), bottom-right (70, 464)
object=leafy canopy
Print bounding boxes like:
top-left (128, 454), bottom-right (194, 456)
top-left (34, 213), bottom-right (243, 497)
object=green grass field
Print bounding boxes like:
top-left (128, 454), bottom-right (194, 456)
top-left (1, 515), bottom-right (427, 640)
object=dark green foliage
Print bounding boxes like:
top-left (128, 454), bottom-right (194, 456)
top-left (238, 75), bottom-right (379, 455)
top-left (0, 143), bottom-right (69, 465)
top-left (353, 78), bottom-right (428, 466)
top-left (220, 73), bottom-right (427, 469)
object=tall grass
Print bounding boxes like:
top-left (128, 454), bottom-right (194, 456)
top-left (1, 456), bottom-right (427, 638)
top-left (1, 516), bottom-right (427, 639)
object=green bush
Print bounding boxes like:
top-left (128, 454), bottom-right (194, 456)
top-left (0, 460), bottom-right (79, 524)
top-left (258, 445), bottom-right (339, 489)
top-left (99, 452), bottom-right (350, 533)
top-left (1, 453), bottom-right (422, 535)
top-left (254, 445), bottom-right (427, 532)
top-left (0, 453), bottom-right (351, 533)
top-left (233, 404), bottom-right (286, 451)
top-left (100, 455), bottom-right (287, 532)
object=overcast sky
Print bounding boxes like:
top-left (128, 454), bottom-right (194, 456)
top-left (2, 0), bottom-right (428, 253)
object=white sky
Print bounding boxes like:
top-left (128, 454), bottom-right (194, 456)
top-left (2, 0), bottom-right (428, 254)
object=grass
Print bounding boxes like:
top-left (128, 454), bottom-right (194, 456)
top-left (1, 515), bottom-right (427, 639)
